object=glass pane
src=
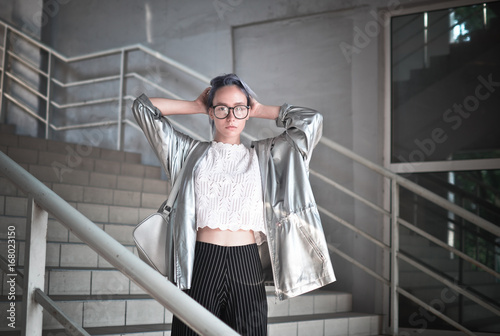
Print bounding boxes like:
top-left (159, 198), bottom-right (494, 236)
top-left (398, 169), bottom-right (500, 332)
top-left (391, 2), bottom-right (500, 163)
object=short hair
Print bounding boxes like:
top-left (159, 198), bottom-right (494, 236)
top-left (207, 73), bottom-right (256, 107)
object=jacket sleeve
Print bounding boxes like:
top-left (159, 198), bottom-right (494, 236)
top-left (276, 103), bottom-right (323, 167)
top-left (131, 93), bottom-right (198, 183)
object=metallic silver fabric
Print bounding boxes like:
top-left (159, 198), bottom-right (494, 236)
top-left (132, 94), bottom-right (335, 300)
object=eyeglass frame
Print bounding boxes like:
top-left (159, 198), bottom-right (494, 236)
top-left (210, 105), bottom-right (250, 119)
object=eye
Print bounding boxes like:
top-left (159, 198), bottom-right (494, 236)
top-left (216, 106), bottom-right (228, 113)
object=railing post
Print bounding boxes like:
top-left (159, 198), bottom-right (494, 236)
top-left (116, 49), bottom-right (126, 150)
top-left (45, 52), bottom-right (53, 140)
top-left (21, 196), bottom-right (48, 336)
top-left (0, 25), bottom-right (9, 123)
top-left (390, 179), bottom-right (400, 335)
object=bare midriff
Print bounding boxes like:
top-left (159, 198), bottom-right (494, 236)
top-left (196, 227), bottom-right (256, 246)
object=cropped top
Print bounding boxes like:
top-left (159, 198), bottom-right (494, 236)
top-left (194, 141), bottom-right (265, 233)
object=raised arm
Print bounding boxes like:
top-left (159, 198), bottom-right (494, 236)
top-left (275, 103), bottom-right (323, 166)
top-left (249, 96), bottom-right (280, 120)
top-left (150, 87), bottom-right (210, 116)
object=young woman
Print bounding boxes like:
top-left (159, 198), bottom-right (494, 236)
top-left (132, 73), bottom-right (335, 335)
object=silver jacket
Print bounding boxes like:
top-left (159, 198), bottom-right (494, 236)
top-left (132, 94), bottom-right (336, 300)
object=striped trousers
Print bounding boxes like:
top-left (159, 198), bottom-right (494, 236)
top-left (171, 241), bottom-right (268, 335)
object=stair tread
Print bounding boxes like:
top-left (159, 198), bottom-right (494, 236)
top-left (31, 290), bottom-right (350, 303)
top-left (269, 311), bottom-right (379, 323)
top-left (1, 132), bottom-right (143, 163)
top-left (35, 312), bottom-right (382, 336)
top-left (1, 133), bottom-right (164, 180)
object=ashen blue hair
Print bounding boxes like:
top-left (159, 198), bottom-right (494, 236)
top-left (207, 73), bottom-right (256, 138)
top-left (207, 73), bottom-right (256, 108)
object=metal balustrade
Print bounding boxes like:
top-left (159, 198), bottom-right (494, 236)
top-left (1, 18), bottom-right (499, 336)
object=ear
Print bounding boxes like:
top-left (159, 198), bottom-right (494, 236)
top-left (208, 108), bottom-right (215, 120)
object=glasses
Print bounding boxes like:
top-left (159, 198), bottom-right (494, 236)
top-left (211, 105), bottom-right (249, 119)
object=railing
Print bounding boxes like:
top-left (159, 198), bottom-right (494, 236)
top-left (1, 18), bottom-right (499, 336)
top-left (317, 138), bottom-right (500, 336)
top-left (0, 150), bottom-right (239, 336)
top-left (0, 20), bottom-right (211, 150)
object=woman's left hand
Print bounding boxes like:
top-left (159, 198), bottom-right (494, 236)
top-left (249, 96), bottom-right (280, 120)
top-left (248, 95), bottom-right (262, 118)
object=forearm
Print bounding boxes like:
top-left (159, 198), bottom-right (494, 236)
top-left (251, 104), bottom-right (280, 120)
top-left (149, 97), bottom-right (207, 116)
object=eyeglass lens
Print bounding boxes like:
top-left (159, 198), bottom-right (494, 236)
top-left (214, 105), bottom-right (248, 119)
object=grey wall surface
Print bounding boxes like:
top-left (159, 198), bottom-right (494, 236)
top-left (1, 0), bottom-right (460, 314)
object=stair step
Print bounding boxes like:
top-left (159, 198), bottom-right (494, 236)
top-left (0, 290), bottom-right (355, 326)
top-left (1, 199), bottom-right (162, 227)
top-left (0, 291), bottom-right (358, 332)
top-left (0, 124), bottom-right (16, 135)
top-left (43, 323), bottom-right (172, 336)
top-left (36, 312), bottom-right (382, 336)
top-left (0, 215), bottom-right (143, 253)
top-left (1, 134), bottom-right (163, 180)
top-left (268, 312), bottom-right (381, 336)
top-left (15, 163), bottom-right (168, 192)
top-left (0, 132), bottom-right (142, 164)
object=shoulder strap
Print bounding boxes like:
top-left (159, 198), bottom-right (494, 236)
top-left (159, 142), bottom-right (200, 213)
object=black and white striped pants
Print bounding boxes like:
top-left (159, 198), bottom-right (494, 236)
top-left (171, 241), bottom-right (268, 335)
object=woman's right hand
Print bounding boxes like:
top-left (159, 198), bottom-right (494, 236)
top-left (194, 87), bottom-right (211, 113)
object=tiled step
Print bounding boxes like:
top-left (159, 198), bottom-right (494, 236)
top-left (35, 290), bottom-right (362, 332)
top-left (0, 216), bottom-right (141, 250)
top-left (0, 289), bottom-right (360, 330)
top-left (0, 162), bottom-right (168, 192)
top-left (1, 193), bottom-right (161, 222)
top-left (45, 269), bottom-right (145, 296)
top-left (37, 311), bottom-right (382, 336)
top-left (0, 124), bottom-right (16, 135)
top-left (0, 209), bottom-right (155, 246)
top-left (0, 133), bottom-right (162, 180)
top-left (0, 239), bottom-right (139, 272)
top-left (1, 132), bottom-right (141, 164)
top-left (268, 312), bottom-right (381, 336)
top-left (0, 289), bottom-right (358, 329)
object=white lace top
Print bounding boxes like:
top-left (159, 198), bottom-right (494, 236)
top-left (194, 141), bottom-right (266, 233)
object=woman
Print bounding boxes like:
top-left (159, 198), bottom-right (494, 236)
top-left (132, 73), bottom-right (335, 335)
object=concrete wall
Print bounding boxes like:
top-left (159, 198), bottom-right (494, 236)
top-left (1, 0), bottom-right (463, 314)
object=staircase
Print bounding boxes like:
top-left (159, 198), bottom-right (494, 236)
top-left (0, 123), bottom-right (382, 336)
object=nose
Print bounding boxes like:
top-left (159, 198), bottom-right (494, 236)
top-left (226, 108), bottom-right (237, 121)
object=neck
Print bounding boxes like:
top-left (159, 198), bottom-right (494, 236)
top-left (214, 134), bottom-right (241, 145)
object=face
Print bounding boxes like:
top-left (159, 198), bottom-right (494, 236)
top-left (209, 85), bottom-right (249, 144)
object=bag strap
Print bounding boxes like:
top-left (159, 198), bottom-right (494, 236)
top-left (158, 142), bottom-right (200, 213)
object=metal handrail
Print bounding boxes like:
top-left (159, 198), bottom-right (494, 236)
top-left (0, 151), bottom-right (238, 336)
top-left (319, 137), bottom-right (500, 238)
